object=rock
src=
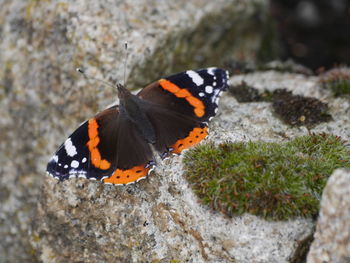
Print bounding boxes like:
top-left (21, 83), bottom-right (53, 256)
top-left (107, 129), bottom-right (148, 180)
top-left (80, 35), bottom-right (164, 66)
top-left (307, 169), bottom-right (350, 263)
top-left (32, 162), bottom-right (315, 263)
top-left (0, 0), bottom-right (270, 262)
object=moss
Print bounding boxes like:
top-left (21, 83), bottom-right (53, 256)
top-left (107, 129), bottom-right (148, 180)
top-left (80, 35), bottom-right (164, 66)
top-left (229, 85), bottom-right (332, 127)
top-left (271, 89), bottom-right (332, 127)
top-left (183, 134), bottom-right (350, 220)
top-left (228, 81), bottom-right (261, 102)
top-left (320, 66), bottom-right (350, 97)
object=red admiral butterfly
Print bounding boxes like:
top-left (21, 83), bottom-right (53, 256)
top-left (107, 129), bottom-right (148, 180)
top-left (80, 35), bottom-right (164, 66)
top-left (47, 68), bottom-right (229, 185)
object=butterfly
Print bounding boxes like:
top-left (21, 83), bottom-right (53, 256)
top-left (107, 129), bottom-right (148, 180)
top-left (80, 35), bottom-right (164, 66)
top-left (47, 68), bottom-right (229, 185)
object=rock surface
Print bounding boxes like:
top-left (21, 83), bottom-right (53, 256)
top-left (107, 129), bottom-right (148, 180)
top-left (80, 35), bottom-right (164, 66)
top-left (32, 67), bottom-right (350, 263)
top-left (33, 162), bottom-right (313, 263)
top-left (0, 0), bottom-right (269, 262)
top-left (307, 169), bottom-right (350, 263)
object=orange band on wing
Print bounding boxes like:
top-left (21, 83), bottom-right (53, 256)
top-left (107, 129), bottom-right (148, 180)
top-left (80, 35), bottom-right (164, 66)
top-left (159, 79), bottom-right (205, 117)
top-left (171, 126), bottom-right (208, 154)
top-left (87, 119), bottom-right (111, 170)
top-left (103, 164), bottom-right (151, 185)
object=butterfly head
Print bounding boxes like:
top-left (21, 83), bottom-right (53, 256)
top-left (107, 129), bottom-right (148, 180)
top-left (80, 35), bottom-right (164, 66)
top-left (116, 83), bottom-right (132, 100)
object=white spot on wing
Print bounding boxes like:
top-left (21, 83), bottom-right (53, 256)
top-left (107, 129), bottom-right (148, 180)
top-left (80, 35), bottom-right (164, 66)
top-left (71, 160), bottom-right (79, 168)
top-left (199, 92), bottom-right (205, 97)
top-left (205, 86), bottom-right (213, 94)
top-left (186, 70), bottom-right (204, 86)
top-left (82, 157), bottom-right (87, 163)
top-left (64, 164), bottom-right (68, 169)
top-left (207, 67), bottom-right (216, 75)
top-left (64, 138), bottom-right (77, 157)
top-left (52, 155), bottom-right (58, 163)
top-left (212, 89), bottom-right (220, 102)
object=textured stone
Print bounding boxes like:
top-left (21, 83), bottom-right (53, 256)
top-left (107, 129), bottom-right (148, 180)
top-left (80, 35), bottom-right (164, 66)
top-left (307, 169), bottom-right (350, 263)
top-left (0, 0), bottom-right (269, 262)
top-left (32, 165), bottom-right (314, 263)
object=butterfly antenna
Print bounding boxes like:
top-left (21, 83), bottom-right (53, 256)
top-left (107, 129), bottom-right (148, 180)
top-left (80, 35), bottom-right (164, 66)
top-left (123, 42), bottom-right (129, 87)
top-left (76, 68), bottom-right (117, 90)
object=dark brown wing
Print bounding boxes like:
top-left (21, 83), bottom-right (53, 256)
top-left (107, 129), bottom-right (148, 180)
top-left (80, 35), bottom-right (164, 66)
top-left (95, 106), bottom-right (153, 169)
top-left (93, 106), bottom-right (155, 184)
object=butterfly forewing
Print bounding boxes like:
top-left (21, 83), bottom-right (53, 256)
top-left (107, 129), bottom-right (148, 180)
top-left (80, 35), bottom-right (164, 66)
top-left (138, 68), bottom-right (229, 122)
top-left (137, 67), bottom-right (229, 155)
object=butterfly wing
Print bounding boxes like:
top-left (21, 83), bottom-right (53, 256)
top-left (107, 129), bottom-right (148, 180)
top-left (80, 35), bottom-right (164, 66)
top-left (98, 107), bottom-right (155, 185)
top-left (47, 106), bottom-right (155, 185)
top-left (137, 67), bottom-right (229, 155)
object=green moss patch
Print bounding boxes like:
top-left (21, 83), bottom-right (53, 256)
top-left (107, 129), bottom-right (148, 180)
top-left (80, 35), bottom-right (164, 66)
top-left (183, 134), bottom-right (350, 220)
top-left (320, 66), bottom-right (350, 97)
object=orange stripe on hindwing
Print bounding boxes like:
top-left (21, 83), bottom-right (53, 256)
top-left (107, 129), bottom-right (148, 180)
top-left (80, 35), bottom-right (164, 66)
top-left (171, 126), bottom-right (208, 154)
top-left (159, 79), bottom-right (205, 117)
top-left (87, 119), bottom-right (111, 170)
top-left (103, 164), bottom-right (151, 185)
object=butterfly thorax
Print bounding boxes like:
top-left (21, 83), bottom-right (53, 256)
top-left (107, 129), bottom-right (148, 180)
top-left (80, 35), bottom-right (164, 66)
top-left (117, 84), bottom-right (156, 144)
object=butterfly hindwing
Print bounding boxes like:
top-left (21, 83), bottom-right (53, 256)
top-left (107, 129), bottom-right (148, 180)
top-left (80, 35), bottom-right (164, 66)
top-left (100, 107), bottom-right (155, 185)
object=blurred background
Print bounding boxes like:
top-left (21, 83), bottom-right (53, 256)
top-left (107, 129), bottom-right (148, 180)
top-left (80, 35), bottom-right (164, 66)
top-left (268, 0), bottom-right (350, 70)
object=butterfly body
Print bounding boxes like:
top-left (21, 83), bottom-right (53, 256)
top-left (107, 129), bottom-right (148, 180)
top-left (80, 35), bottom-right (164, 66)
top-left (47, 68), bottom-right (229, 185)
top-left (117, 84), bottom-right (156, 144)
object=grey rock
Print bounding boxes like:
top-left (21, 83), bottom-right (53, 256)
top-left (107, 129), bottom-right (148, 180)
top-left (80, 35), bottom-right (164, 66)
top-left (32, 163), bottom-right (314, 263)
top-left (307, 169), bottom-right (350, 263)
top-left (0, 0), bottom-right (269, 262)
